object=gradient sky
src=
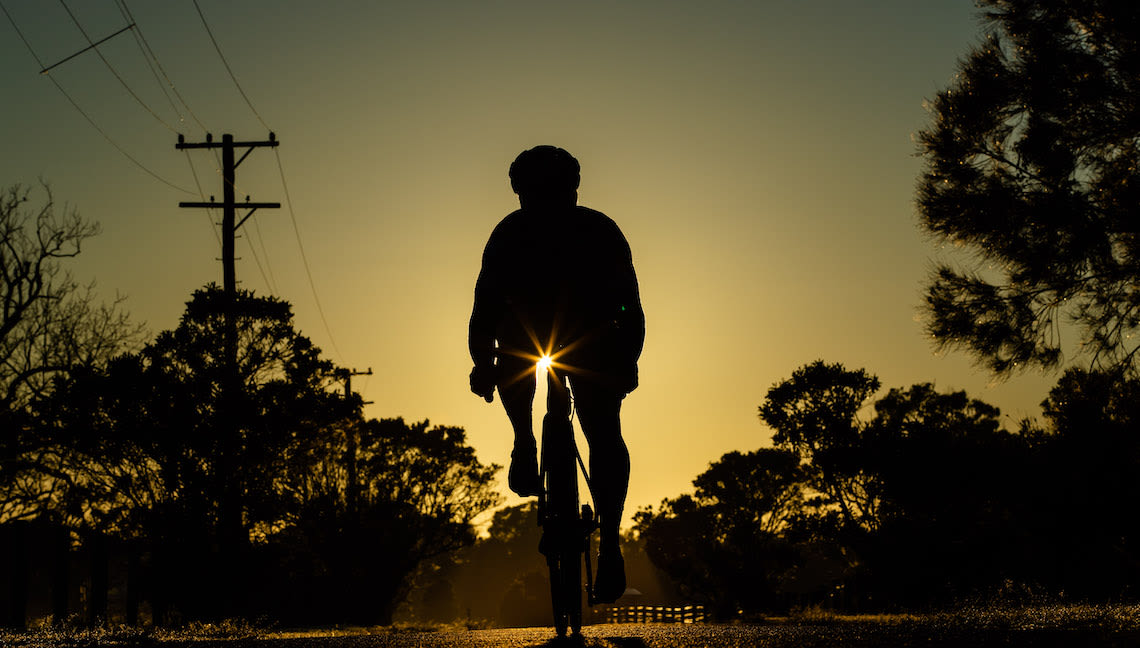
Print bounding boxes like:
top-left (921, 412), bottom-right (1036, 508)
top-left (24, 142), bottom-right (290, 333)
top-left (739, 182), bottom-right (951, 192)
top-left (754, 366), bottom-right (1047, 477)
top-left (1, 1), bottom-right (1060, 527)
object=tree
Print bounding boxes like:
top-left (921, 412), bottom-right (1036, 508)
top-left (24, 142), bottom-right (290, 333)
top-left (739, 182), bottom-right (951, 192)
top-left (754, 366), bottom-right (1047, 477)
top-left (691, 449), bottom-right (804, 537)
top-left (0, 183), bottom-right (143, 525)
top-left (863, 383), bottom-right (1037, 603)
top-left (758, 360), bottom-right (882, 532)
top-left (755, 362), bottom-right (1046, 606)
top-left (917, 1), bottom-right (1140, 377)
top-left (26, 286), bottom-right (348, 619)
top-left (634, 448), bottom-right (805, 617)
top-left (1032, 368), bottom-right (1140, 595)
top-left (33, 287), bottom-right (502, 623)
top-left (270, 417), bottom-right (501, 625)
top-left (0, 183), bottom-right (142, 412)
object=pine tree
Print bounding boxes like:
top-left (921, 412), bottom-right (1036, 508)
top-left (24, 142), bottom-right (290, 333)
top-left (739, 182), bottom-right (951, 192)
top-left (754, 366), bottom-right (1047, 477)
top-left (918, 0), bottom-right (1140, 376)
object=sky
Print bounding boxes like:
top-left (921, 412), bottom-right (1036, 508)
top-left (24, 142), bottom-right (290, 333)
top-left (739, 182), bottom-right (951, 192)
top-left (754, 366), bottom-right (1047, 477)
top-left (1, 0), bottom-right (1061, 528)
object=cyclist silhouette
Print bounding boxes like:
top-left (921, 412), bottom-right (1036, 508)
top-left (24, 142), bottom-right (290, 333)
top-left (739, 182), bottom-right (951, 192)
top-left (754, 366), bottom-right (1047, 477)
top-left (469, 145), bottom-right (644, 604)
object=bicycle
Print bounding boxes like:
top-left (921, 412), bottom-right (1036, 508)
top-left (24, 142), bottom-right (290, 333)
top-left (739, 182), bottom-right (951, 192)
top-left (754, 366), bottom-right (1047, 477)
top-left (535, 357), bottom-right (598, 638)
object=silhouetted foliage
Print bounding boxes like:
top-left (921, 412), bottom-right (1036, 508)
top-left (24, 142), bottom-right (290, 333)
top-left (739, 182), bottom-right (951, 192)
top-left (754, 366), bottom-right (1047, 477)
top-left (1029, 368), bottom-right (1140, 596)
top-left (22, 286), bottom-right (500, 625)
top-left (917, 0), bottom-right (1140, 377)
top-left (759, 360), bottom-right (882, 533)
top-left (26, 286), bottom-right (347, 619)
top-left (861, 383), bottom-right (1040, 605)
top-left (0, 183), bottom-right (143, 524)
top-left (634, 449), bottom-right (805, 617)
top-left (264, 417), bottom-right (501, 625)
top-left (640, 360), bottom-right (1140, 615)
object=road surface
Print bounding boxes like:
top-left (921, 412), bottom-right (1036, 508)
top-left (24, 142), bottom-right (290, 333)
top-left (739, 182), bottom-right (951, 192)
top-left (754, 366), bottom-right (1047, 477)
top-left (152, 620), bottom-right (1139, 648)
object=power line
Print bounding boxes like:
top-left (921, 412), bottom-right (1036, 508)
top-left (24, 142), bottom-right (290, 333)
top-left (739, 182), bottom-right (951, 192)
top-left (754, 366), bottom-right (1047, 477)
top-left (249, 215), bottom-right (279, 293)
top-left (183, 150), bottom-right (223, 246)
top-left (57, 0), bottom-right (179, 133)
top-left (190, 0), bottom-right (271, 131)
top-left (48, 75), bottom-right (194, 193)
top-left (8, 1), bottom-right (291, 302)
top-left (242, 229), bottom-right (275, 295)
top-left (48, 84), bottom-right (194, 193)
top-left (274, 149), bottom-right (343, 361)
top-left (0, 0), bottom-right (45, 68)
top-left (114, 0), bottom-right (276, 288)
top-left (116, 0), bottom-right (210, 133)
top-left (0, 0), bottom-right (196, 194)
top-left (187, 0), bottom-right (342, 357)
top-left (112, 0), bottom-right (184, 128)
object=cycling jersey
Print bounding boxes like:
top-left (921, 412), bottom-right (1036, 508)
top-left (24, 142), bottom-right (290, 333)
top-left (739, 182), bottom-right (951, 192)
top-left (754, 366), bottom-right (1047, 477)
top-left (469, 205), bottom-right (644, 389)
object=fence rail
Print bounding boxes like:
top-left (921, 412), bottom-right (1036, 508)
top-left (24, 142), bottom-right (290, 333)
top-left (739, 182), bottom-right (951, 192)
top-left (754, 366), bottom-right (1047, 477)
top-left (602, 604), bottom-right (706, 624)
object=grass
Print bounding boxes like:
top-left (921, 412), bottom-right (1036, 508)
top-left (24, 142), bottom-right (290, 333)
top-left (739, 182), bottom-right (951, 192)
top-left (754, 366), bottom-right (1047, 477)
top-left (0, 617), bottom-right (492, 647)
top-left (0, 617), bottom-right (265, 647)
top-left (750, 602), bottom-right (1140, 647)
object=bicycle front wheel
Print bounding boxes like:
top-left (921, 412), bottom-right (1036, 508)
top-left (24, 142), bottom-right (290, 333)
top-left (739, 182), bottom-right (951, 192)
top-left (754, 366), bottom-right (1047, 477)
top-left (541, 408), bottom-right (582, 637)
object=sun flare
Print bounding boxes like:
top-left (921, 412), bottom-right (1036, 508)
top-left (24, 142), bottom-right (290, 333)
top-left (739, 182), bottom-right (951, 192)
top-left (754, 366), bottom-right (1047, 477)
top-left (536, 354), bottom-right (554, 373)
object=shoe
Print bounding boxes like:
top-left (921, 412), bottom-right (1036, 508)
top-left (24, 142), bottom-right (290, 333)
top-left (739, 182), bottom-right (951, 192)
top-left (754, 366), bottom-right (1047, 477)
top-left (592, 551), bottom-right (626, 603)
top-left (508, 440), bottom-right (541, 497)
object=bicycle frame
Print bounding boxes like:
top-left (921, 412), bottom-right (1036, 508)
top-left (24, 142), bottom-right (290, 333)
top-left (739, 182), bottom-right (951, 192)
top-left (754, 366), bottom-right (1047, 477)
top-left (537, 366), bottom-right (596, 637)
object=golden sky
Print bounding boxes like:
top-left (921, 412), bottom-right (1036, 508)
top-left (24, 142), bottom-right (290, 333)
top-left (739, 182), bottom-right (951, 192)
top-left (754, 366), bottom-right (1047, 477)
top-left (1, 1), bottom-right (1058, 527)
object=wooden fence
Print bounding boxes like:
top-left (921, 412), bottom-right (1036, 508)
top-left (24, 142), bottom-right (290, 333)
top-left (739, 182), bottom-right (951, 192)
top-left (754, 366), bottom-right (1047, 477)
top-left (601, 604), bottom-right (706, 624)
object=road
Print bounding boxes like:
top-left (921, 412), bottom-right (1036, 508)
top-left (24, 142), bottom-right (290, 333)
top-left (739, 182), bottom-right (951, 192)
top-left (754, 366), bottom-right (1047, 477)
top-left (153, 620), bottom-right (1140, 648)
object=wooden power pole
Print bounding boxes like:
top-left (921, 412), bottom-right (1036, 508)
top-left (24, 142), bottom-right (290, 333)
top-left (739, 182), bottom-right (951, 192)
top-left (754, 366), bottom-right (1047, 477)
top-left (176, 132), bottom-right (280, 300)
top-left (174, 132), bottom-right (279, 614)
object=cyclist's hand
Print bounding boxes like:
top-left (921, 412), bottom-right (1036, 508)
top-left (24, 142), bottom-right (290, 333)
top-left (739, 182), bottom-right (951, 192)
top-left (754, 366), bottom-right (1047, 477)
top-left (470, 365), bottom-right (496, 403)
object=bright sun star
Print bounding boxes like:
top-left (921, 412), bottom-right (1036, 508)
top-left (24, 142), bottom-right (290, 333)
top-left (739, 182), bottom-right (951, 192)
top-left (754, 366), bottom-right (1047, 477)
top-left (536, 354), bottom-right (553, 373)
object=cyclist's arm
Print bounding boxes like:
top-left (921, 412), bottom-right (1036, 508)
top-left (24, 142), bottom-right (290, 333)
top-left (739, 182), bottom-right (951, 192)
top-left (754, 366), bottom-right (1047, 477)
top-left (470, 214), bottom-right (521, 366)
top-left (612, 224), bottom-right (645, 364)
top-left (469, 233), bottom-right (507, 401)
top-left (469, 257), bottom-right (502, 371)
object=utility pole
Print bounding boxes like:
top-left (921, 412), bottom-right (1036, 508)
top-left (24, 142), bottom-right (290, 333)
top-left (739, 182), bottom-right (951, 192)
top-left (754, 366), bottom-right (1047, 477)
top-left (176, 132), bottom-right (280, 299)
top-left (174, 132), bottom-right (279, 615)
top-left (336, 367), bottom-right (374, 403)
top-left (336, 367), bottom-right (373, 516)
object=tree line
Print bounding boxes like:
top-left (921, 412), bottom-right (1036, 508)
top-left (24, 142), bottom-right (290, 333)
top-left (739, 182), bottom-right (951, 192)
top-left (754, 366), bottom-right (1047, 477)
top-left (634, 360), bottom-right (1140, 618)
top-left (0, 183), bottom-right (501, 627)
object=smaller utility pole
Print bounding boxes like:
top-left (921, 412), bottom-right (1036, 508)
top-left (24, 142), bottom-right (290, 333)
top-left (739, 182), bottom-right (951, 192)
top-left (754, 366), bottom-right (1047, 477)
top-left (336, 367), bottom-right (374, 403)
top-left (336, 368), bottom-right (373, 515)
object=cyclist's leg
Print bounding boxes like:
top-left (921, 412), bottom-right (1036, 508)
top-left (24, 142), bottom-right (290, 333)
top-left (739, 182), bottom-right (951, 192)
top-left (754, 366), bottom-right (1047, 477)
top-left (569, 374), bottom-right (628, 601)
top-left (570, 376), bottom-right (628, 539)
top-left (497, 355), bottom-right (541, 496)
